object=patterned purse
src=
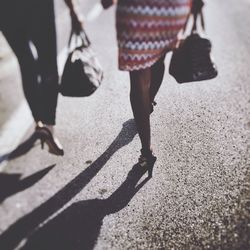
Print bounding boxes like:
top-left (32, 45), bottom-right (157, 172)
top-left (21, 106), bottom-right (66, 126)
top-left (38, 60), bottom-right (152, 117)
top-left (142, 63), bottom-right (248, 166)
top-left (169, 1), bottom-right (218, 83)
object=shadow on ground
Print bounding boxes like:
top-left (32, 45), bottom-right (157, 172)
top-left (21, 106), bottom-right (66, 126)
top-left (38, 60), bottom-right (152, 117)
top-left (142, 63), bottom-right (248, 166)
top-left (0, 119), bottom-right (151, 250)
top-left (0, 165), bottom-right (55, 203)
top-left (0, 132), bottom-right (39, 164)
top-left (20, 164), bottom-right (151, 250)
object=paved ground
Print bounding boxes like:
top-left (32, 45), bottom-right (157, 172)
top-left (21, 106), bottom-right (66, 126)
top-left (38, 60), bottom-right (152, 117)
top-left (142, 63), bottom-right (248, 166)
top-left (0, 0), bottom-right (249, 249)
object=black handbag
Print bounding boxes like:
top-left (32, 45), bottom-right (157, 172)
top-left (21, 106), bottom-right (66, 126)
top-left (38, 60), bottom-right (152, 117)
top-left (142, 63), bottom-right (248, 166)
top-left (60, 29), bottom-right (103, 97)
top-left (169, 2), bottom-right (218, 84)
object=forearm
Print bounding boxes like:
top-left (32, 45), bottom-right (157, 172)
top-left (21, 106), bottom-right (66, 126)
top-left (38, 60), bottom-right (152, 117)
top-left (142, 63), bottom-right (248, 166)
top-left (64, 0), bottom-right (83, 33)
top-left (64, 0), bottom-right (75, 13)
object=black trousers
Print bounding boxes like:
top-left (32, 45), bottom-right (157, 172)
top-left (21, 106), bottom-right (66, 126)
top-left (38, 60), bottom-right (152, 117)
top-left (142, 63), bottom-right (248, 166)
top-left (1, 0), bottom-right (59, 125)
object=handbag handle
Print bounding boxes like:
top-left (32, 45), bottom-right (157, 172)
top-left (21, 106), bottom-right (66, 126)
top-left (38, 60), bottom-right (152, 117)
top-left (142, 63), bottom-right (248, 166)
top-left (182, 0), bottom-right (205, 35)
top-left (191, 9), bottom-right (205, 33)
top-left (67, 28), bottom-right (91, 51)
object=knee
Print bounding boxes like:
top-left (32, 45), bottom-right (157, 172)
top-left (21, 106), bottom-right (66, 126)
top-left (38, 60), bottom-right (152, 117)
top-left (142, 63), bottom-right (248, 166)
top-left (16, 48), bottom-right (36, 71)
top-left (42, 74), bottom-right (59, 85)
top-left (130, 69), bottom-right (151, 92)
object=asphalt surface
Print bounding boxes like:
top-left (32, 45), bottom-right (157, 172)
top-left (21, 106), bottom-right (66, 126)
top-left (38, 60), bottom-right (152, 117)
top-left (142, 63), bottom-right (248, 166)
top-left (0, 0), bottom-right (249, 249)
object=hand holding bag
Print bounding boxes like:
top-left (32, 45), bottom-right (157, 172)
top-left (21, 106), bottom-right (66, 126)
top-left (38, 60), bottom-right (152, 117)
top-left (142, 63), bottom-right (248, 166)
top-left (60, 29), bottom-right (103, 97)
top-left (169, 0), bottom-right (218, 84)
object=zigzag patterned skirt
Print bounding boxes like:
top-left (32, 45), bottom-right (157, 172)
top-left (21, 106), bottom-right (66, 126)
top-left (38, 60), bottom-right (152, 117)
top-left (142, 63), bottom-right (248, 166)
top-left (116, 0), bottom-right (191, 71)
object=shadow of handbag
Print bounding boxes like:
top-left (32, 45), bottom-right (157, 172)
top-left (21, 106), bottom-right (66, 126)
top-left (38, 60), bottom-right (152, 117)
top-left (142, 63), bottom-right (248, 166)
top-left (60, 29), bottom-right (104, 97)
top-left (169, 4), bottom-right (218, 84)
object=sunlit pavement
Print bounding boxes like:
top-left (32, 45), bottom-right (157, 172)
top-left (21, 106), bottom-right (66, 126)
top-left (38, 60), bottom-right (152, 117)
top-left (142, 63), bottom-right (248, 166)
top-left (0, 0), bottom-right (249, 249)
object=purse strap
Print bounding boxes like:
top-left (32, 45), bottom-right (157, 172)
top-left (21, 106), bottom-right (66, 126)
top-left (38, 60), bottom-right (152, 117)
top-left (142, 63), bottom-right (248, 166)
top-left (67, 29), bottom-right (91, 51)
top-left (182, 0), bottom-right (205, 35)
top-left (191, 8), bottom-right (205, 33)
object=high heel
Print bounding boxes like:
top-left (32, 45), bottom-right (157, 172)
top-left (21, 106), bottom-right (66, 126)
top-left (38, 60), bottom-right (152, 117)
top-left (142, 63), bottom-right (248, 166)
top-left (41, 139), bottom-right (45, 150)
top-left (138, 149), bottom-right (157, 177)
top-left (36, 122), bottom-right (64, 156)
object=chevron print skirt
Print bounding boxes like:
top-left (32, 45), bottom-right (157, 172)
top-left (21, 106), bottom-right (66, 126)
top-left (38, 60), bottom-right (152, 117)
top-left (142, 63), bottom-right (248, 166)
top-left (116, 0), bottom-right (191, 71)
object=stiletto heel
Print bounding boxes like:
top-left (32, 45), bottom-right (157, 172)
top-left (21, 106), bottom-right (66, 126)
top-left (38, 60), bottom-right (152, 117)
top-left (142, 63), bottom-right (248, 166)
top-left (41, 139), bottom-right (45, 150)
top-left (148, 164), bottom-right (154, 178)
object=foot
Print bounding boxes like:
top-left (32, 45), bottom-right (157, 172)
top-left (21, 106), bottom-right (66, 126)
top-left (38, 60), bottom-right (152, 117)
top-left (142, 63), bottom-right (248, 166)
top-left (35, 122), bottom-right (64, 156)
top-left (138, 148), bottom-right (157, 177)
top-left (44, 124), bottom-right (54, 135)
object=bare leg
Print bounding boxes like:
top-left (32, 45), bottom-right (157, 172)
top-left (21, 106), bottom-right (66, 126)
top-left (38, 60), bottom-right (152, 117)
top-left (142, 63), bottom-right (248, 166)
top-left (150, 56), bottom-right (166, 103)
top-left (129, 68), bottom-right (151, 152)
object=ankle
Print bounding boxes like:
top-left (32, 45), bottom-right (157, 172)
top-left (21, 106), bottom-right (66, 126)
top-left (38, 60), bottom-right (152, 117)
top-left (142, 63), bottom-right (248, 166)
top-left (44, 124), bottom-right (54, 135)
top-left (140, 147), bottom-right (153, 157)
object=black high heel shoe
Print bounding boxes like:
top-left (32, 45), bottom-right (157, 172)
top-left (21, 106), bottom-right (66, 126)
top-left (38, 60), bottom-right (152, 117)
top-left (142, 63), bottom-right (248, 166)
top-left (138, 149), bottom-right (157, 177)
top-left (36, 122), bottom-right (64, 156)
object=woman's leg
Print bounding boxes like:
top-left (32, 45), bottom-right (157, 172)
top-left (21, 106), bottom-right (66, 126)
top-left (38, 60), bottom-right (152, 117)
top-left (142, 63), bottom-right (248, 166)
top-left (1, 27), bottom-right (42, 123)
top-left (129, 68), bottom-right (152, 152)
top-left (30, 0), bottom-right (59, 126)
top-left (150, 56), bottom-right (166, 104)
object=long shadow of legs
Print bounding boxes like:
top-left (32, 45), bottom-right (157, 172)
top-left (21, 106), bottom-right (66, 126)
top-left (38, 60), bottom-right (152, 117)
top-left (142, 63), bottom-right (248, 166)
top-left (0, 132), bottom-right (39, 164)
top-left (19, 164), bottom-right (151, 250)
top-left (0, 153), bottom-right (9, 164)
top-left (0, 165), bottom-right (56, 203)
top-left (0, 119), bottom-right (137, 250)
